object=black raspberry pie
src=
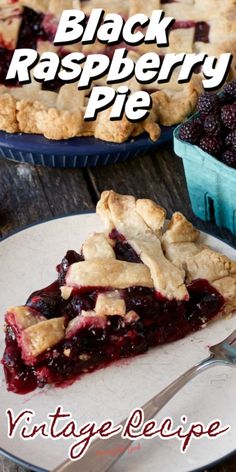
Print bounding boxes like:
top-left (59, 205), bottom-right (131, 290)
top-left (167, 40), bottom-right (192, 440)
top-left (0, 1), bottom-right (235, 142)
top-left (2, 191), bottom-right (236, 394)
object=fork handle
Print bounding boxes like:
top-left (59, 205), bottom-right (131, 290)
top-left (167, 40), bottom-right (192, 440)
top-left (53, 356), bottom-right (219, 472)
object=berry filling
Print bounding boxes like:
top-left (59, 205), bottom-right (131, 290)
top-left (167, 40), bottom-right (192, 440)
top-left (57, 250), bottom-right (84, 285)
top-left (194, 22), bottom-right (210, 43)
top-left (0, 7), bottom-right (59, 88)
top-left (0, 48), bottom-right (14, 85)
top-left (172, 20), bottom-right (196, 30)
top-left (17, 7), bottom-right (48, 49)
top-left (109, 229), bottom-right (141, 263)
top-left (2, 245), bottom-right (225, 394)
top-left (172, 21), bottom-right (209, 43)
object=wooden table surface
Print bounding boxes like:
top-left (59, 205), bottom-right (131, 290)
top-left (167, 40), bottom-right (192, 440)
top-left (0, 143), bottom-right (235, 472)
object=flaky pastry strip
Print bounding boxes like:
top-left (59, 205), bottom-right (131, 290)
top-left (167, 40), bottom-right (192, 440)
top-left (95, 291), bottom-right (126, 317)
top-left (82, 233), bottom-right (115, 260)
top-left (162, 212), bottom-right (236, 311)
top-left (97, 191), bottom-right (188, 300)
top-left (66, 258), bottom-right (153, 289)
top-left (21, 317), bottom-right (65, 361)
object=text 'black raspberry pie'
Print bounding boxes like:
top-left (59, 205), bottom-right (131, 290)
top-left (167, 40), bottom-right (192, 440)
top-left (0, 0), bottom-right (236, 142)
top-left (2, 191), bottom-right (236, 394)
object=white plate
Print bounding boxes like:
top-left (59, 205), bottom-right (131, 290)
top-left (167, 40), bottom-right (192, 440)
top-left (0, 214), bottom-right (236, 472)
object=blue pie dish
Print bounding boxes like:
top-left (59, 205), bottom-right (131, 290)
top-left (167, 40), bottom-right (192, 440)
top-left (0, 126), bottom-right (174, 168)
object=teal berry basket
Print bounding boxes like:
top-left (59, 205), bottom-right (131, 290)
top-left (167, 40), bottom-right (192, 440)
top-left (174, 121), bottom-right (236, 236)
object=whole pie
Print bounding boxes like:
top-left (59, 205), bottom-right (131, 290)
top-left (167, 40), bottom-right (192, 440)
top-left (0, 0), bottom-right (236, 143)
top-left (2, 191), bottom-right (236, 394)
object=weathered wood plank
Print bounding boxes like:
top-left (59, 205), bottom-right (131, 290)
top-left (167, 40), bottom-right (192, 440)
top-left (0, 159), bottom-right (94, 239)
top-left (35, 166), bottom-right (95, 216)
top-left (0, 456), bottom-right (31, 472)
top-left (0, 159), bottom-right (51, 238)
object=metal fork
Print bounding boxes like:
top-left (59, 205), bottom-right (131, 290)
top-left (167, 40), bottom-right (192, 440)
top-left (53, 329), bottom-right (236, 472)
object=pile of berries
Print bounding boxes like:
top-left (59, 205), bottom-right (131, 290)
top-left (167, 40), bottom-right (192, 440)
top-left (179, 79), bottom-right (236, 169)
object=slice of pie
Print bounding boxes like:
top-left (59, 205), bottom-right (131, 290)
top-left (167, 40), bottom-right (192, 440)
top-left (0, 0), bottom-right (236, 142)
top-left (2, 191), bottom-right (236, 394)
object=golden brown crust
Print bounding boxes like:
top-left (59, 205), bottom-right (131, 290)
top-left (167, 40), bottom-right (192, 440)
top-left (184, 248), bottom-right (236, 283)
top-left (65, 258), bottom-right (154, 289)
top-left (132, 114), bottom-right (161, 142)
top-left (19, 0), bottom-right (49, 13)
top-left (6, 306), bottom-right (45, 330)
top-left (94, 109), bottom-right (135, 143)
top-left (0, 93), bottom-right (18, 133)
top-left (16, 100), bottom-right (47, 134)
top-left (21, 317), bottom-right (65, 361)
top-left (95, 291), bottom-right (126, 316)
top-left (212, 276), bottom-right (236, 315)
top-left (152, 78), bottom-right (202, 127)
top-left (35, 107), bottom-right (83, 140)
top-left (0, 81), bottom-right (202, 141)
top-left (136, 199), bottom-right (166, 236)
top-left (162, 211), bottom-right (236, 311)
top-left (60, 286), bottom-right (73, 300)
top-left (162, 212), bottom-right (200, 244)
top-left (83, 233), bottom-right (116, 260)
top-left (97, 190), bottom-right (188, 300)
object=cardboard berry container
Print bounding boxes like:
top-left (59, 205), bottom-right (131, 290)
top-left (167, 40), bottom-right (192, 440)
top-left (174, 119), bottom-right (236, 236)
